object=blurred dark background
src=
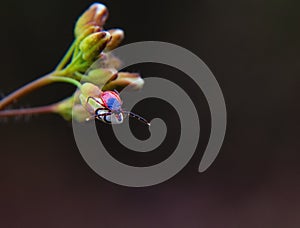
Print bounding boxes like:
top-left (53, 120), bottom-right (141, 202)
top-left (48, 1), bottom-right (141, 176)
top-left (1, 0), bottom-right (300, 227)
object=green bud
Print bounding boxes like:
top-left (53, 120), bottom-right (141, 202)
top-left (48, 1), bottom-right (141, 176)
top-left (54, 83), bottom-right (103, 122)
top-left (102, 72), bottom-right (144, 91)
top-left (80, 82), bottom-right (102, 98)
top-left (55, 97), bottom-right (74, 121)
top-left (82, 68), bottom-right (117, 87)
top-left (72, 104), bottom-right (90, 122)
top-left (55, 96), bottom-right (90, 122)
top-left (78, 83), bottom-right (103, 115)
top-left (76, 25), bottom-right (102, 44)
top-left (79, 31), bottom-right (111, 62)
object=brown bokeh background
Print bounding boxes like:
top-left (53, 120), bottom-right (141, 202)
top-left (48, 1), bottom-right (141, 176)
top-left (1, 0), bottom-right (299, 227)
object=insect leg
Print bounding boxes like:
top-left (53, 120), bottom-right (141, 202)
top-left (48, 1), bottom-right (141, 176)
top-left (85, 110), bottom-right (111, 122)
top-left (96, 112), bottom-right (112, 118)
top-left (87, 96), bottom-right (102, 105)
top-left (113, 89), bottom-right (120, 96)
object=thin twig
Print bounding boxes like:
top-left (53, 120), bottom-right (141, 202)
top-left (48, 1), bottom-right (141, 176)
top-left (0, 104), bottom-right (57, 117)
top-left (0, 74), bottom-right (53, 110)
top-left (0, 74), bottom-right (81, 110)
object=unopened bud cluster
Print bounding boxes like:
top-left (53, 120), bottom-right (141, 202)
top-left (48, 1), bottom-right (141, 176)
top-left (55, 3), bottom-right (144, 121)
top-left (0, 3), bottom-right (144, 123)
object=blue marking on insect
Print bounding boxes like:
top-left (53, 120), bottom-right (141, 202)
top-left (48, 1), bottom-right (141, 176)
top-left (106, 97), bottom-right (122, 111)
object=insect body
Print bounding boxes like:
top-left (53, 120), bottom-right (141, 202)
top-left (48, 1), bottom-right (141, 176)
top-left (86, 90), bottom-right (150, 126)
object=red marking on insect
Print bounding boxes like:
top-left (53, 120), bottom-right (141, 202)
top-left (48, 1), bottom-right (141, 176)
top-left (86, 90), bottom-right (150, 126)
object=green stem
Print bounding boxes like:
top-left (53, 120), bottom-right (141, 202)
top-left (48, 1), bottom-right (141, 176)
top-left (62, 51), bottom-right (85, 73)
top-left (48, 76), bottom-right (82, 88)
top-left (55, 40), bottom-right (76, 71)
top-left (0, 73), bottom-right (81, 110)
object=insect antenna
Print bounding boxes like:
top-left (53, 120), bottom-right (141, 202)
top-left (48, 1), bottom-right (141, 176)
top-left (123, 111), bottom-right (151, 126)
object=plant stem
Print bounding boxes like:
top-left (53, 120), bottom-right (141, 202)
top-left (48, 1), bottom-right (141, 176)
top-left (0, 74), bottom-right (81, 110)
top-left (0, 104), bottom-right (58, 117)
top-left (55, 40), bottom-right (76, 71)
top-left (49, 76), bottom-right (82, 88)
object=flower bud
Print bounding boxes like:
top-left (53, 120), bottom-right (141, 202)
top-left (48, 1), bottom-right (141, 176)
top-left (93, 53), bottom-right (123, 70)
top-left (72, 104), bottom-right (90, 122)
top-left (54, 96), bottom-right (89, 122)
top-left (102, 72), bottom-right (144, 91)
top-left (79, 31), bottom-right (111, 62)
top-left (80, 82), bottom-right (102, 98)
top-left (55, 97), bottom-right (74, 121)
top-left (76, 25), bottom-right (101, 44)
top-left (55, 84), bottom-right (103, 122)
top-left (104, 29), bottom-right (124, 51)
top-left (82, 68), bottom-right (118, 86)
top-left (78, 83), bottom-right (103, 115)
top-left (75, 3), bottom-right (108, 37)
